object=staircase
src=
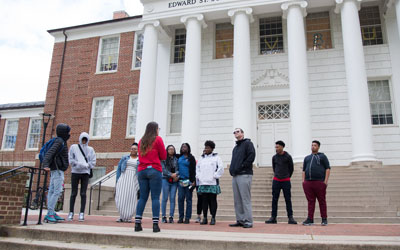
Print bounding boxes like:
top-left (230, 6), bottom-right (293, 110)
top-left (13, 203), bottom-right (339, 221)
top-left (92, 165), bottom-right (400, 223)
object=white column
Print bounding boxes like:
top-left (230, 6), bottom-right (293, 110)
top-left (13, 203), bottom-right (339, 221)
top-left (335, 0), bottom-right (377, 162)
top-left (228, 8), bottom-right (254, 140)
top-left (388, 0), bottom-right (400, 39)
top-left (180, 14), bottom-right (206, 156)
top-left (135, 21), bottom-right (160, 140)
top-left (281, 1), bottom-right (312, 163)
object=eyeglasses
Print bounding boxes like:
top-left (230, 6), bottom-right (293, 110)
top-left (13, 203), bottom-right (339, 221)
top-left (233, 130), bottom-right (241, 134)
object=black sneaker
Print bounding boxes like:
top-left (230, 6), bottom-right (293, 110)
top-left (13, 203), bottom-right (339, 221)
top-left (184, 218), bottom-right (190, 224)
top-left (265, 217), bottom-right (277, 224)
top-left (177, 218), bottom-right (184, 224)
top-left (321, 218), bottom-right (328, 226)
top-left (153, 223), bottom-right (160, 233)
top-left (210, 218), bottom-right (216, 225)
top-left (302, 218), bottom-right (314, 226)
top-left (169, 216), bottom-right (174, 223)
top-left (162, 217), bottom-right (167, 223)
top-left (229, 222), bottom-right (243, 227)
top-left (134, 223), bottom-right (143, 232)
top-left (288, 217), bottom-right (298, 224)
top-left (200, 218), bottom-right (208, 225)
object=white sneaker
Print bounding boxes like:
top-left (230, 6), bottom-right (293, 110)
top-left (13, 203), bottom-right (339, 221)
top-left (79, 213), bottom-right (84, 222)
top-left (67, 212), bottom-right (74, 221)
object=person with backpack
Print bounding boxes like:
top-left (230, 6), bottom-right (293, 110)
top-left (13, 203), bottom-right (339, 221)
top-left (42, 123), bottom-right (71, 223)
top-left (196, 140), bottom-right (224, 225)
top-left (177, 143), bottom-right (196, 224)
top-left (67, 132), bottom-right (96, 222)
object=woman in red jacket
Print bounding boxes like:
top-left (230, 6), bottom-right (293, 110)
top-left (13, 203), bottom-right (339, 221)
top-left (134, 122), bottom-right (167, 233)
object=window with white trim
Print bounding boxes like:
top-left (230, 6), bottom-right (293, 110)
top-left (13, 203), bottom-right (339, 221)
top-left (258, 103), bottom-right (290, 120)
top-left (26, 118), bottom-right (41, 150)
top-left (173, 29), bottom-right (186, 63)
top-left (368, 80), bottom-right (393, 125)
top-left (127, 94), bottom-right (138, 137)
top-left (306, 12), bottom-right (332, 51)
top-left (215, 23), bottom-right (234, 59)
top-left (133, 33), bottom-right (144, 68)
top-left (90, 97), bottom-right (114, 138)
top-left (97, 36), bottom-right (120, 72)
top-left (259, 17), bottom-right (284, 55)
top-left (359, 6), bottom-right (383, 46)
top-left (2, 119), bottom-right (19, 150)
top-left (169, 93), bottom-right (183, 134)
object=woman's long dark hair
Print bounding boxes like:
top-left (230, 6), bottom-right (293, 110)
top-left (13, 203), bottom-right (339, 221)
top-left (165, 145), bottom-right (177, 169)
top-left (180, 143), bottom-right (191, 156)
top-left (140, 122), bottom-right (159, 156)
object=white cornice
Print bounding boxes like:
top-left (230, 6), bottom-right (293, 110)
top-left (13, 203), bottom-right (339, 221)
top-left (0, 107), bottom-right (43, 119)
top-left (252, 68), bottom-right (289, 89)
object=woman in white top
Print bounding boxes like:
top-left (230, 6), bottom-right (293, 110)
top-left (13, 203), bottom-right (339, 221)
top-left (115, 143), bottom-right (139, 222)
top-left (196, 140), bottom-right (224, 225)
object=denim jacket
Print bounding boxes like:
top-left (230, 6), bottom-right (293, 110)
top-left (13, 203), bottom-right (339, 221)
top-left (116, 155), bottom-right (139, 183)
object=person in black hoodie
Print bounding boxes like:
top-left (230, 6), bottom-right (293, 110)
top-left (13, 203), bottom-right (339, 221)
top-left (229, 128), bottom-right (256, 228)
top-left (265, 141), bottom-right (297, 224)
top-left (302, 140), bottom-right (330, 226)
top-left (43, 123), bottom-right (70, 223)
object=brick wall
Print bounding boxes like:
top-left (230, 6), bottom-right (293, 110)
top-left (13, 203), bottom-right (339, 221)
top-left (0, 167), bottom-right (28, 225)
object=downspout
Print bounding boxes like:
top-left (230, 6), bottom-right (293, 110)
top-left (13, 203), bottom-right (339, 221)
top-left (50, 29), bottom-right (68, 136)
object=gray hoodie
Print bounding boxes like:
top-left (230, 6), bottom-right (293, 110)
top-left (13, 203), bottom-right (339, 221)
top-left (69, 132), bottom-right (96, 174)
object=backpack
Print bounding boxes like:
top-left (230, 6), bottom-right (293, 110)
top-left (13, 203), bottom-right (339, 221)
top-left (39, 137), bottom-right (64, 163)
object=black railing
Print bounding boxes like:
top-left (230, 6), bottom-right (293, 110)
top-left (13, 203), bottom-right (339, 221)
top-left (88, 170), bottom-right (116, 215)
top-left (0, 166), bottom-right (48, 226)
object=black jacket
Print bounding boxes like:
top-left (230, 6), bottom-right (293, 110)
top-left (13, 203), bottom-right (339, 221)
top-left (229, 138), bottom-right (256, 176)
top-left (303, 152), bottom-right (330, 181)
top-left (272, 151), bottom-right (294, 179)
top-left (42, 124), bottom-right (70, 171)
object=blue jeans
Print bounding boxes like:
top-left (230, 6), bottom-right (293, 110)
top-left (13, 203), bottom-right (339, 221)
top-left (178, 185), bottom-right (192, 219)
top-left (47, 170), bottom-right (64, 215)
top-left (135, 167), bottom-right (162, 220)
top-left (161, 179), bottom-right (178, 217)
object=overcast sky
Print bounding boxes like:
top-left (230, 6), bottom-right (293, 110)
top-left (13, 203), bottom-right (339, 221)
top-left (0, 0), bottom-right (143, 105)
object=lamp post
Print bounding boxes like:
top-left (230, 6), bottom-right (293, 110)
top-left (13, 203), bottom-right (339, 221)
top-left (32, 113), bottom-right (54, 209)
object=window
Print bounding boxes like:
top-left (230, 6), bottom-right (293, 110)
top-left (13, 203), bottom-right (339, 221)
top-left (169, 93), bottom-right (183, 134)
top-left (359, 6), bottom-right (383, 46)
top-left (133, 33), bottom-right (144, 68)
top-left (259, 17), bottom-right (284, 55)
top-left (173, 29), bottom-right (186, 63)
top-left (215, 23), bottom-right (234, 59)
top-left (2, 119), bottom-right (19, 150)
top-left (127, 94), bottom-right (138, 137)
top-left (90, 97), bottom-right (114, 138)
top-left (97, 36), bottom-right (120, 72)
top-left (26, 118), bottom-right (41, 150)
top-left (258, 103), bottom-right (290, 120)
top-left (368, 80), bottom-right (393, 125)
top-left (306, 12), bottom-right (332, 51)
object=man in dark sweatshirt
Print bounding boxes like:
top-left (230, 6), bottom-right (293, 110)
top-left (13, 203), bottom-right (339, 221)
top-left (229, 128), bottom-right (256, 228)
top-left (265, 141), bottom-right (297, 224)
top-left (302, 140), bottom-right (330, 226)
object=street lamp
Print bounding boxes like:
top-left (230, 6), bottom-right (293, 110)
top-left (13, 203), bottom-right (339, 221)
top-left (32, 112), bottom-right (54, 209)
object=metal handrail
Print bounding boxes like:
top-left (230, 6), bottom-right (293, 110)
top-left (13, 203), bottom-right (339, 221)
top-left (88, 170), bottom-right (116, 215)
top-left (0, 166), bottom-right (48, 226)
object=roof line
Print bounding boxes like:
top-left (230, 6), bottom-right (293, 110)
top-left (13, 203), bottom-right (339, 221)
top-left (47, 15), bottom-right (143, 33)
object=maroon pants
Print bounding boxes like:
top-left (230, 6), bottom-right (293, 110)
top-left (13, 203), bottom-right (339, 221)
top-left (302, 180), bottom-right (327, 219)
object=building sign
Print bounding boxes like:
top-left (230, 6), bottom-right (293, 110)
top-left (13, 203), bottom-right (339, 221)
top-left (168, 0), bottom-right (220, 8)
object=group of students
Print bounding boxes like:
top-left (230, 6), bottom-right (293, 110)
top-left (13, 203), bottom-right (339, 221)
top-left (42, 122), bottom-right (331, 232)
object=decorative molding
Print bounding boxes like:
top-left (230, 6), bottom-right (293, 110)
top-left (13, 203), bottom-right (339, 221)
top-left (228, 8), bottom-right (254, 24)
top-left (251, 68), bottom-right (289, 89)
top-left (335, 0), bottom-right (363, 14)
top-left (180, 14), bottom-right (207, 28)
top-left (138, 20), bottom-right (160, 30)
top-left (281, 1), bottom-right (308, 19)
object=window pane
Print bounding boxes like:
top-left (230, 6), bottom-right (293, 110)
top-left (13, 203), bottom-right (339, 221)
top-left (92, 98), bottom-right (114, 137)
top-left (174, 29), bottom-right (186, 63)
top-left (306, 12), bottom-right (332, 51)
top-left (128, 95), bottom-right (138, 136)
top-left (216, 23), bottom-right (234, 59)
top-left (4, 120), bottom-right (19, 149)
top-left (359, 6), bottom-right (383, 46)
top-left (258, 103), bottom-right (290, 120)
top-left (169, 94), bottom-right (183, 133)
top-left (100, 37), bottom-right (120, 71)
top-left (368, 80), bottom-right (393, 125)
top-left (27, 118), bottom-right (41, 149)
top-left (134, 33), bottom-right (144, 68)
top-left (260, 17), bottom-right (284, 54)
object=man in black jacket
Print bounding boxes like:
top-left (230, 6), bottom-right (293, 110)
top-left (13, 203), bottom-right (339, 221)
top-left (229, 128), bottom-right (256, 228)
top-left (265, 141), bottom-right (297, 224)
top-left (43, 123), bottom-right (70, 223)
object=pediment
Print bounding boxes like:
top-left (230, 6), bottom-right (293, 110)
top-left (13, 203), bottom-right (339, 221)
top-left (251, 68), bottom-right (289, 89)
